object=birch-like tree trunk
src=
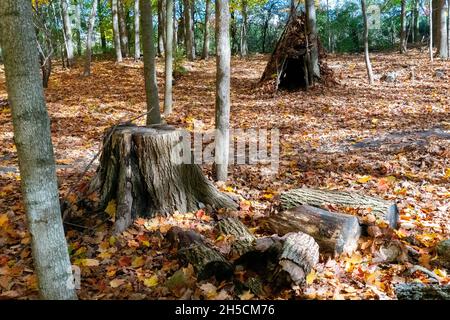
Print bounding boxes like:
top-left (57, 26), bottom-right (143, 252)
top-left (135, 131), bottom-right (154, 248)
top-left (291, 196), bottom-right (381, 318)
top-left (61, 0), bottom-right (74, 66)
top-left (158, 0), bottom-right (166, 56)
top-left (74, 0), bottom-right (83, 56)
top-left (215, 0), bottom-right (231, 181)
top-left (430, 0), bottom-right (434, 61)
top-left (118, 0), bottom-right (129, 57)
top-left (134, 0), bottom-right (141, 60)
top-left (112, 0), bottom-right (123, 62)
top-left (202, 0), bottom-right (211, 59)
top-left (184, 0), bottom-right (195, 60)
top-left (305, 0), bottom-right (320, 79)
top-left (0, 0), bottom-right (77, 300)
top-left (240, 0), bottom-right (248, 57)
top-left (439, 0), bottom-right (448, 58)
top-left (140, 0), bottom-right (162, 125)
top-left (84, 0), bottom-right (98, 76)
top-left (400, 0), bottom-right (407, 53)
top-left (164, 0), bottom-right (174, 115)
top-left (361, 0), bottom-right (374, 84)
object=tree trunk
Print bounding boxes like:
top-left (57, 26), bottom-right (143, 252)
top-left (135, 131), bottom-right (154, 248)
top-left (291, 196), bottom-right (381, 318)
top-left (158, 0), bottom-right (166, 57)
top-left (280, 188), bottom-right (399, 228)
top-left (0, 0), bottom-right (77, 300)
top-left (74, 0), bottom-right (83, 56)
top-left (91, 125), bottom-right (238, 234)
top-left (230, 10), bottom-right (238, 54)
top-left (83, 0), bottom-right (98, 77)
top-left (167, 227), bottom-right (234, 280)
top-left (134, 0), bottom-right (141, 60)
top-left (118, 0), bottom-right (129, 58)
top-left (264, 205), bottom-right (362, 255)
top-left (430, 0), bottom-right (434, 61)
top-left (60, 0), bottom-right (74, 66)
top-left (164, 0), bottom-right (174, 115)
top-left (214, 0), bottom-right (231, 182)
top-left (112, 0), bottom-right (123, 62)
top-left (433, 0), bottom-right (441, 48)
top-left (184, 0), bottom-right (195, 60)
top-left (99, 0), bottom-right (107, 52)
top-left (439, 0), bottom-right (448, 58)
top-left (305, 0), bottom-right (320, 79)
top-left (395, 283), bottom-right (450, 300)
top-left (361, 0), bottom-right (374, 84)
top-left (202, 0), bottom-right (211, 59)
top-left (217, 217), bottom-right (256, 258)
top-left (400, 0), bottom-right (407, 53)
top-left (240, 1), bottom-right (249, 57)
top-left (140, 0), bottom-right (161, 125)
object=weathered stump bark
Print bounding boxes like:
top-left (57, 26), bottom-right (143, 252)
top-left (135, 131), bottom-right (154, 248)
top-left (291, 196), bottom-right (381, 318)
top-left (90, 125), bottom-right (238, 233)
top-left (275, 232), bottom-right (319, 286)
top-left (217, 217), bottom-right (256, 258)
top-left (395, 283), bottom-right (450, 300)
top-left (167, 226), bottom-right (234, 281)
top-left (264, 205), bottom-right (361, 255)
top-left (281, 188), bottom-right (399, 228)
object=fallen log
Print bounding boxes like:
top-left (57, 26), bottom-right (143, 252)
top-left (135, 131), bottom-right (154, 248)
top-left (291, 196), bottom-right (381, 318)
top-left (167, 226), bottom-right (234, 281)
top-left (280, 188), bottom-right (399, 228)
top-left (217, 217), bottom-right (256, 258)
top-left (395, 283), bottom-right (450, 300)
top-left (89, 125), bottom-right (238, 233)
top-left (263, 205), bottom-right (361, 255)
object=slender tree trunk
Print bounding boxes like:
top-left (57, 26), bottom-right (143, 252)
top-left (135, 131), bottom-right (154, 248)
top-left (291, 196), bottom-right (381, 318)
top-left (230, 10), bottom-right (238, 54)
top-left (164, 0), bottom-right (174, 115)
top-left (61, 0), bottom-right (74, 65)
top-left (305, 0), bottom-right (320, 79)
top-left (184, 0), bottom-right (195, 60)
top-left (112, 0), bottom-right (123, 62)
top-left (75, 0), bottom-right (83, 56)
top-left (202, 0), bottom-right (211, 59)
top-left (361, 0), bottom-right (374, 84)
top-left (240, 0), bottom-right (248, 57)
top-left (178, 1), bottom-right (186, 47)
top-left (214, 0), bottom-right (231, 182)
top-left (84, 0), bottom-right (98, 76)
top-left (439, 0), bottom-right (448, 58)
top-left (99, 0), bottom-right (107, 52)
top-left (118, 0), bottom-right (129, 57)
top-left (430, 0), bottom-right (434, 61)
top-left (158, 0), bottom-right (166, 56)
top-left (400, 0), bottom-right (407, 53)
top-left (134, 0), bottom-right (141, 60)
top-left (433, 0), bottom-right (441, 48)
top-left (173, 3), bottom-right (178, 51)
top-left (140, 0), bottom-right (161, 125)
top-left (0, 0), bottom-right (77, 300)
top-left (327, 0), bottom-right (332, 51)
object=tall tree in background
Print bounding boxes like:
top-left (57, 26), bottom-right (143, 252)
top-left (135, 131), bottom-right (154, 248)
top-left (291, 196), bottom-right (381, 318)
top-left (140, 0), bottom-right (162, 125)
top-left (158, 0), bottom-right (166, 56)
top-left (99, 0), bottom-right (107, 52)
top-left (74, 0), bottom-right (83, 56)
top-left (112, 0), bottom-right (123, 62)
top-left (240, 0), bottom-right (249, 57)
top-left (400, 0), bottom-right (407, 53)
top-left (164, 0), bottom-right (174, 115)
top-left (430, 0), bottom-right (434, 61)
top-left (84, 0), bottom-right (98, 76)
top-left (118, 0), bottom-right (129, 57)
top-left (438, 0), bottom-right (448, 58)
top-left (215, 0), bottom-right (231, 181)
top-left (202, 0), bottom-right (211, 59)
top-left (184, 0), bottom-right (195, 60)
top-left (361, 0), bottom-right (374, 84)
top-left (134, 0), bottom-right (141, 60)
top-left (0, 0), bottom-right (77, 300)
top-left (305, 0), bottom-right (320, 80)
top-left (61, 0), bottom-right (74, 65)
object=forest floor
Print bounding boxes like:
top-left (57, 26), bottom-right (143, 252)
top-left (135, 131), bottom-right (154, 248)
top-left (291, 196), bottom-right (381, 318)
top-left (0, 49), bottom-right (449, 300)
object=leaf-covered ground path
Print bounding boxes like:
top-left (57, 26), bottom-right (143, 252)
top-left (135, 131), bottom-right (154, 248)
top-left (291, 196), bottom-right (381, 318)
top-left (0, 50), bottom-right (449, 299)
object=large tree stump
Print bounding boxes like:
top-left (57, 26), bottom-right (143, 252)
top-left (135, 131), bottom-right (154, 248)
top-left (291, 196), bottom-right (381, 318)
top-left (281, 188), bottom-right (399, 228)
top-left (263, 205), bottom-right (361, 255)
top-left (395, 283), bottom-right (450, 300)
top-left (91, 125), bottom-right (238, 233)
top-left (167, 226), bottom-right (234, 281)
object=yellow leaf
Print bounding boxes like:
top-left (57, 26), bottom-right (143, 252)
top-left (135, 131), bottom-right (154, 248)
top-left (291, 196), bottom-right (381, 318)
top-left (109, 278), bottom-right (126, 288)
top-left (262, 193), bottom-right (274, 199)
top-left (200, 283), bottom-right (218, 299)
top-left (109, 236), bottom-right (116, 246)
top-left (81, 259), bottom-right (100, 267)
top-left (239, 290), bottom-right (254, 300)
top-left (306, 269), bottom-right (316, 285)
top-left (97, 252), bottom-right (112, 259)
top-left (132, 256), bottom-right (145, 268)
top-left (433, 268), bottom-right (447, 278)
top-left (105, 200), bottom-right (117, 221)
top-left (0, 214), bottom-right (9, 227)
top-left (357, 175), bottom-right (372, 183)
top-left (371, 118), bottom-right (379, 125)
top-left (143, 275), bottom-right (158, 287)
top-left (445, 168), bottom-right (450, 178)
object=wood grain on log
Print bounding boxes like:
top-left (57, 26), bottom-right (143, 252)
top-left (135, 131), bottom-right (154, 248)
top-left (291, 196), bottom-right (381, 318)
top-left (280, 188), bottom-right (399, 228)
top-left (395, 283), bottom-right (450, 300)
top-left (90, 125), bottom-right (238, 233)
top-left (264, 205), bottom-right (361, 254)
top-left (217, 217), bottom-right (256, 258)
